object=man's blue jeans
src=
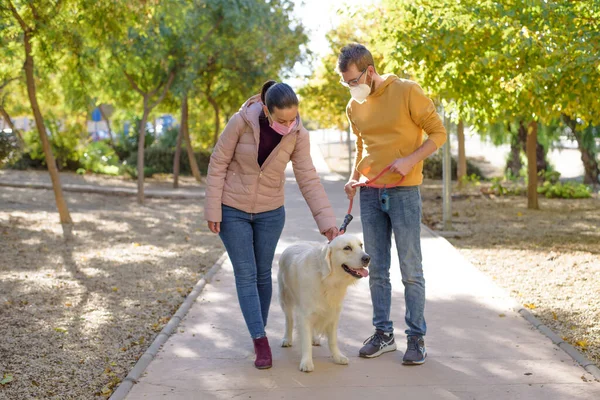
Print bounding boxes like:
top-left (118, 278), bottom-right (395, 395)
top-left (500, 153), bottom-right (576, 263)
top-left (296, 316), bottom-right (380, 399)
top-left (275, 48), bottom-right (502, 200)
top-left (360, 186), bottom-right (426, 337)
top-left (219, 205), bottom-right (285, 339)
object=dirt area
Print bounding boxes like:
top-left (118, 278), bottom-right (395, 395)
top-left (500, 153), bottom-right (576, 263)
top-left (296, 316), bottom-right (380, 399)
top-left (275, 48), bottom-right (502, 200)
top-left (422, 180), bottom-right (600, 366)
top-left (320, 142), bottom-right (600, 367)
top-left (0, 175), bottom-right (224, 399)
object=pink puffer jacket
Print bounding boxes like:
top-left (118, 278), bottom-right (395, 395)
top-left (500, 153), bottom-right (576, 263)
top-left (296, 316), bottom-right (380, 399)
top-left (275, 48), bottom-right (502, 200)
top-left (204, 95), bottom-right (337, 233)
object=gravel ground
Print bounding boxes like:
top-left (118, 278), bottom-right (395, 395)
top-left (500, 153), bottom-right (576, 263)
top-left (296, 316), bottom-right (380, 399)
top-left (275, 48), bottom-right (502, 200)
top-left (420, 180), bottom-right (600, 367)
top-left (0, 180), bottom-right (224, 399)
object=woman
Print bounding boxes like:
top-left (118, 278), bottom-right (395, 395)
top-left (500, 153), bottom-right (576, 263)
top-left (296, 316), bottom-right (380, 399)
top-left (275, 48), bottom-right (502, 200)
top-left (205, 81), bottom-right (339, 369)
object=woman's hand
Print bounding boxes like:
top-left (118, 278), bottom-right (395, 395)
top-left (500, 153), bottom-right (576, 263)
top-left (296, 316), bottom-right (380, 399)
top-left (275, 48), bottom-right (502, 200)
top-left (207, 221), bottom-right (221, 234)
top-left (322, 226), bottom-right (340, 242)
top-left (389, 156), bottom-right (415, 176)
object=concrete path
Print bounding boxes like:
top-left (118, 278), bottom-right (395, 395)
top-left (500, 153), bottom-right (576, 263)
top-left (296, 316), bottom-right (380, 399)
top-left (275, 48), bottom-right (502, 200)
top-left (125, 141), bottom-right (600, 399)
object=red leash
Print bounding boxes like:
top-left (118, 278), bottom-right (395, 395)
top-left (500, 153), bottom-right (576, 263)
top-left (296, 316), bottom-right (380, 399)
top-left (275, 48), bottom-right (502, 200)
top-left (339, 165), bottom-right (405, 232)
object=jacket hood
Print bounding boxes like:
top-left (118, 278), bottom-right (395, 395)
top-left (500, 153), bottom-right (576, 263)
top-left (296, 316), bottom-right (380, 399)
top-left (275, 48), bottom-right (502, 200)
top-left (371, 74), bottom-right (399, 97)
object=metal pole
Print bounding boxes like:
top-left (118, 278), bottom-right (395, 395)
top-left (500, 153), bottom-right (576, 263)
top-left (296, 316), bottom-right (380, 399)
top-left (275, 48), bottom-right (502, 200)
top-left (442, 106), bottom-right (453, 231)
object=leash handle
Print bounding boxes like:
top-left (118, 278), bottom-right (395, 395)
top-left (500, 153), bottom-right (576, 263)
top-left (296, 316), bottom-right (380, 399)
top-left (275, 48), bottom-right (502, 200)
top-left (339, 213), bottom-right (353, 233)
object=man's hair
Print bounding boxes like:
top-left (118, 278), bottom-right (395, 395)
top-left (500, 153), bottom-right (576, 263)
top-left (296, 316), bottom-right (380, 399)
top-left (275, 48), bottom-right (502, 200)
top-left (337, 43), bottom-right (375, 73)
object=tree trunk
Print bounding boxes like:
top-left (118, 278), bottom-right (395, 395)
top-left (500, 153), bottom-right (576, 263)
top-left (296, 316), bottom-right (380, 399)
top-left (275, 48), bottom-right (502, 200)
top-left (183, 99), bottom-right (202, 182)
top-left (506, 123), bottom-right (522, 177)
top-left (208, 96), bottom-right (220, 146)
top-left (137, 100), bottom-right (150, 204)
top-left (564, 116), bottom-right (600, 185)
top-left (456, 119), bottom-right (466, 188)
top-left (173, 95), bottom-right (187, 188)
top-left (23, 31), bottom-right (72, 224)
top-left (98, 105), bottom-right (115, 148)
top-left (526, 121), bottom-right (539, 210)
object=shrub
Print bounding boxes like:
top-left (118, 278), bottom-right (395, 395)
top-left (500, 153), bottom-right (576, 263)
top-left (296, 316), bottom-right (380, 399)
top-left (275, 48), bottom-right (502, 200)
top-left (122, 147), bottom-right (211, 179)
top-left (537, 181), bottom-right (592, 199)
top-left (423, 152), bottom-right (483, 180)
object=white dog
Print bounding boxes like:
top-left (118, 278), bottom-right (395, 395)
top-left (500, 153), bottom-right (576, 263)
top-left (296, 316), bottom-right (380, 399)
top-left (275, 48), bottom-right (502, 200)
top-left (278, 235), bottom-right (370, 372)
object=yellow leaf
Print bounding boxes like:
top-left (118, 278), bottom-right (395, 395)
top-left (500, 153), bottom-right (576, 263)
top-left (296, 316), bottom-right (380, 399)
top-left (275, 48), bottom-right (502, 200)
top-left (524, 303), bottom-right (536, 309)
top-left (112, 287), bottom-right (118, 292)
top-left (498, 313), bottom-right (506, 317)
top-left (65, 303), bottom-right (72, 307)
top-left (132, 242), bottom-right (141, 247)
top-left (517, 212), bottom-right (523, 217)
top-left (54, 327), bottom-right (68, 333)
top-left (576, 340), bottom-right (588, 349)
top-left (552, 312), bottom-right (557, 320)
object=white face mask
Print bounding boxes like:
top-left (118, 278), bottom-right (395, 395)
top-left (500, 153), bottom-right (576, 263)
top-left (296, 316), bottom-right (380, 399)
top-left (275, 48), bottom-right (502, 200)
top-left (349, 71), bottom-right (372, 104)
top-left (350, 84), bottom-right (371, 104)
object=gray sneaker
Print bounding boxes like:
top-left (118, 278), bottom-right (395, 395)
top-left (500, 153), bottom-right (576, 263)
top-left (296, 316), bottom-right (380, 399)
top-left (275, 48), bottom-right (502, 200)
top-left (402, 335), bottom-right (427, 365)
top-left (359, 330), bottom-right (397, 358)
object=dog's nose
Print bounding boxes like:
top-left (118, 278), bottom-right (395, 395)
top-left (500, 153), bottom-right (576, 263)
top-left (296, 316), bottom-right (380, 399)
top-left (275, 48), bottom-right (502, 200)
top-left (362, 255), bottom-right (371, 265)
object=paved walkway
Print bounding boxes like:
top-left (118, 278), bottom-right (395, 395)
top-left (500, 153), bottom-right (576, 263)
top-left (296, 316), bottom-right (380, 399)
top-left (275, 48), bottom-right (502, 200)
top-left (124, 141), bottom-right (600, 399)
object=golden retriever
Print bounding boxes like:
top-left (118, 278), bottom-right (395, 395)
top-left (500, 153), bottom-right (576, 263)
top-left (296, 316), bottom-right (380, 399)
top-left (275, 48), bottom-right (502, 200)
top-left (278, 235), bottom-right (370, 372)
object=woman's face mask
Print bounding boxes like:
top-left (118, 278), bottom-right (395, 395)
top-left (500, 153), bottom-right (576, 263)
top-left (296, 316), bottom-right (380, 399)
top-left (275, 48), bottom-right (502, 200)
top-left (266, 107), bottom-right (298, 136)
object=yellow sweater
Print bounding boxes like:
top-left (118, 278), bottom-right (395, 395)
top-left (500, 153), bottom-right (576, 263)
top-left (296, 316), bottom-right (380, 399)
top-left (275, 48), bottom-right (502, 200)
top-left (347, 75), bottom-right (447, 186)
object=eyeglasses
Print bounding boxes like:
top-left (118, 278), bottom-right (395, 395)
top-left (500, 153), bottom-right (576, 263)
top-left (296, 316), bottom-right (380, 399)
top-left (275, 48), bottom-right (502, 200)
top-left (339, 68), bottom-right (367, 88)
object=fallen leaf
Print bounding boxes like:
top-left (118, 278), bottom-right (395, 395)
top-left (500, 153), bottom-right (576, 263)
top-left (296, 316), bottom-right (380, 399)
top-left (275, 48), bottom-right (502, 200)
top-left (498, 313), bottom-right (506, 317)
top-left (576, 340), bottom-right (588, 349)
top-left (524, 372), bottom-right (533, 376)
top-left (54, 327), bottom-right (68, 333)
top-left (0, 374), bottom-right (14, 385)
top-left (524, 303), bottom-right (536, 310)
top-left (552, 312), bottom-right (558, 320)
top-left (65, 302), bottom-right (72, 307)
top-left (132, 242), bottom-right (141, 247)
top-left (112, 287), bottom-right (118, 292)
top-left (517, 212), bottom-right (523, 217)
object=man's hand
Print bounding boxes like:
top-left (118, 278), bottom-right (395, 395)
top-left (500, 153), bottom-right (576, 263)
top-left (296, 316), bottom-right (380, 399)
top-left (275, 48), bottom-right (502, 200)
top-left (322, 226), bottom-right (340, 242)
top-left (207, 221), bottom-right (221, 234)
top-left (344, 179), bottom-right (359, 200)
top-left (389, 156), bottom-right (415, 177)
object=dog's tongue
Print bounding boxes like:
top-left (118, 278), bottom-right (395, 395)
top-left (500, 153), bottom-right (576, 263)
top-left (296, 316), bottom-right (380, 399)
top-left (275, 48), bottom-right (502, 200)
top-left (357, 268), bottom-right (369, 278)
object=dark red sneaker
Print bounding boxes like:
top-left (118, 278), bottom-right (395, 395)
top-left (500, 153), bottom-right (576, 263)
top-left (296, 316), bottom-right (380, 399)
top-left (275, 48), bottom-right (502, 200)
top-left (253, 336), bottom-right (272, 369)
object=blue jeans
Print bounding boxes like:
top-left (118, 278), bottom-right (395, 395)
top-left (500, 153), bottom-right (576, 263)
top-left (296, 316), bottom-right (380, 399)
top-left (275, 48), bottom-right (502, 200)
top-left (219, 205), bottom-right (285, 339)
top-left (360, 186), bottom-right (426, 337)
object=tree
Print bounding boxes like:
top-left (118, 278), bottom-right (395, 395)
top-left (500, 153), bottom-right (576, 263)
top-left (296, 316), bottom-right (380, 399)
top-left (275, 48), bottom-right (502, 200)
top-left (2, 0), bottom-right (73, 223)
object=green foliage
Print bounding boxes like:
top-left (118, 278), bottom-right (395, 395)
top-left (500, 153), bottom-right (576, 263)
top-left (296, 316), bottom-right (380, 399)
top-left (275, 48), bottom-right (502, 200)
top-left (538, 181), bottom-right (592, 199)
top-left (79, 141), bottom-right (120, 175)
top-left (122, 147), bottom-right (211, 179)
top-left (423, 152), bottom-right (483, 180)
top-left (489, 177), bottom-right (524, 196)
top-left (0, 131), bottom-right (22, 168)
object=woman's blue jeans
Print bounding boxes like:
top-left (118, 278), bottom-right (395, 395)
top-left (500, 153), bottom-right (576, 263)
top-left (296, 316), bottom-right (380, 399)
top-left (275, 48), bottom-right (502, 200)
top-left (360, 186), bottom-right (426, 337)
top-left (219, 205), bottom-right (285, 339)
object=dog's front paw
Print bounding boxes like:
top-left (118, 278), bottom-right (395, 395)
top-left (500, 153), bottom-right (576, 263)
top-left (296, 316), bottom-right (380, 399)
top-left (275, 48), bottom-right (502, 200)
top-left (333, 354), bottom-right (349, 365)
top-left (281, 338), bottom-right (293, 347)
top-left (299, 359), bottom-right (314, 372)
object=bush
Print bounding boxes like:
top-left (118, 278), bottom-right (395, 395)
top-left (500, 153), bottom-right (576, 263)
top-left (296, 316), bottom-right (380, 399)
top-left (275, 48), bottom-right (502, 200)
top-left (0, 131), bottom-right (22, 168)
top-left (423, 152), bottom-right (483, 180)
top-left (79, 141), bottom-right (120, 175)
top-left (537, 181), bottom-right (592, 199)
top-left (122, 147), bottom-right (211, 179)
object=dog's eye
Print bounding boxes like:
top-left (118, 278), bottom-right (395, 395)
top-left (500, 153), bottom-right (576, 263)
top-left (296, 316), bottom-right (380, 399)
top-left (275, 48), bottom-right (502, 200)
top-left (343, 246), bottom-right (352, 251)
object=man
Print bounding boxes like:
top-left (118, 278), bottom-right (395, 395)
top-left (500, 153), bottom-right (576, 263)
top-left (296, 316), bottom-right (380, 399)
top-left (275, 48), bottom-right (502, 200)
top-left (338, 43), bottom-right (446, 365)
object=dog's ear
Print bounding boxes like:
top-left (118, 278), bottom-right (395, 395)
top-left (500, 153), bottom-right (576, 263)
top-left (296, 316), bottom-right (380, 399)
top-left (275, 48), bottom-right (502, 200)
top-left (322, 244), bottom-right (333, 278)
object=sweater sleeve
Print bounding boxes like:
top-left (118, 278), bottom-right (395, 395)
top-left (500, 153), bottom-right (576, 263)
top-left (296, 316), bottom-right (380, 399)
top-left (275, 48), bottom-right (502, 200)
top-left (408, 83), bottom-right (447, 149)
top-left (346, 104), bottom-right (364, 169)
top-left (204, 113), bottom-right (244, 222)
top-left (290, 129), bottom-right (337, 233)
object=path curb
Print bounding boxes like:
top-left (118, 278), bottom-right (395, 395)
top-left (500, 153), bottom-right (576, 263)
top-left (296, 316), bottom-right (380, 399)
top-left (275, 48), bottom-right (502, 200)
top-left (422, 225), bottom-right (600, 381)
top-left (109, 252), bottom-right (228, 400)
